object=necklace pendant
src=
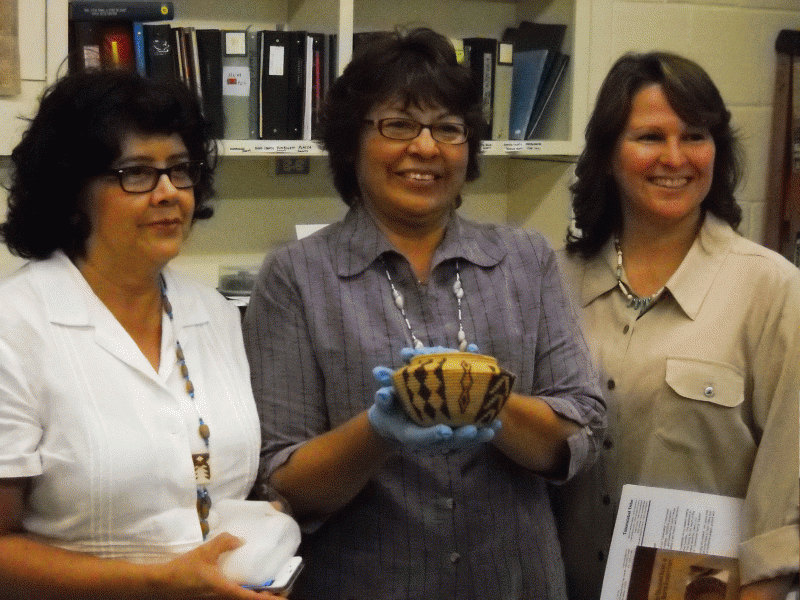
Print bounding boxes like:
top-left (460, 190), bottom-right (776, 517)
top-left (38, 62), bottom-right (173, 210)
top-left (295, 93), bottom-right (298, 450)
top-left (192, 453), bottom-right (211, 485)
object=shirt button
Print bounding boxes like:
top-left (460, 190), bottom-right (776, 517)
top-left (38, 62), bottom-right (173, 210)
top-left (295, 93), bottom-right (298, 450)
top-left (445, 498), bottom-right (454, 509)
top-left (704, 386), bottom-right (715, 398)
top-left (603, 438), bottom-right (613, 450)
top-left (602, 494), bottom-right (611, 505)
top-left (623, 324), bottom-right (630, 334)
top-left (598, 550), bottom-right (605, 561)
top-left (450, 552), bottom-right (461, 564)
top-left (607, 379), bottom-right (616, 390)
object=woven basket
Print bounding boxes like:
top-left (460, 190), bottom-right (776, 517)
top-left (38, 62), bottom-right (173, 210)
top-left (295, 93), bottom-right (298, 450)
top-left (393, 352), bottom-right (515, 427)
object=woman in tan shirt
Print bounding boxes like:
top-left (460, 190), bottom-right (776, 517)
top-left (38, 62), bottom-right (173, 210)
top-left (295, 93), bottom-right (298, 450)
top-left (553, 51), bottom-right (799, 600)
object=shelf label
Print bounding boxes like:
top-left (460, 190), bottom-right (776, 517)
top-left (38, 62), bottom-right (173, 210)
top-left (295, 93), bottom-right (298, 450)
top-left (501, 141), bottom-right (543, 153)
top-left (221, 141), bottom-right (324, 156)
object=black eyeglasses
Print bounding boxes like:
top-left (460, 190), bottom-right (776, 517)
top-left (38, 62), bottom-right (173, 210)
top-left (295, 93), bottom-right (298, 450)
top-left (364, 118), bottom-right (470, 145)
top-left (105, 161), bottom-right (204, 193)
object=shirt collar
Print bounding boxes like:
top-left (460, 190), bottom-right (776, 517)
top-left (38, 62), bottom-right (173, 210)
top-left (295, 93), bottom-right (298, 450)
top-left (577, 213), bottom-right (736, 320)
top-left (666, 213), bottom-right (734, 320)
top-left (333, 202), bottom-right (507, 278)
top-left (38, 250), bottom-right (208, 328)
top-left (576, 240), bottom-right (618, 308)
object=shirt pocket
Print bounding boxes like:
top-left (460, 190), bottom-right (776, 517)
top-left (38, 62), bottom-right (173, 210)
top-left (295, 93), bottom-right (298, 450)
top-left (648, 357), bottom-right (752, 496)
top-left (665, 357), bottom-right (744, 407)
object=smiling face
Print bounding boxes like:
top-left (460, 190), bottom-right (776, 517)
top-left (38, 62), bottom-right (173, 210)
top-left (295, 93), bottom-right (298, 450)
top-left (82, 132), bottom-right (195, 276)
top-left (355, 98), bottom-right (469, 234)
top-left (613, 83), bottom-right (715, 231)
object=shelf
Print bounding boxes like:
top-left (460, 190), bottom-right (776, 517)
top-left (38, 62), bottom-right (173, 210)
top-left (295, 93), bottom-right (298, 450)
top-left (37, 0), bottom-right (591, 160)
top-left (218, 140), bottom-right (325, 156)
top-left (217, 139), bottom-right (580, 158)
top-left (480, 139), bottom-right (580, 157)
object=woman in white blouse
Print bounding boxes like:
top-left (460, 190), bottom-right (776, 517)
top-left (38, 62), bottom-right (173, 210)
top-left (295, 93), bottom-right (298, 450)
top-left (0, 70), bottom-right (277, 599)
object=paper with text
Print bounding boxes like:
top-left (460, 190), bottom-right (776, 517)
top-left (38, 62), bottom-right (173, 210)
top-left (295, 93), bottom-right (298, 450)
top-left (600, 484), bottom-right (744, 600)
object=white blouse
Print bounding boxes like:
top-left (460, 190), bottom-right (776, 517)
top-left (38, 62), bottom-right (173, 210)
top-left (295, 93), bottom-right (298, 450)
top-left (0, 251), bottom-right (260, 562)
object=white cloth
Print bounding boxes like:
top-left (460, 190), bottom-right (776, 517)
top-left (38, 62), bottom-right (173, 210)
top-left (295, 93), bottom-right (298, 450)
top-left (0, 251), bottom-right (261, 562)
top-left (212, 499), bottom-right (301, 585)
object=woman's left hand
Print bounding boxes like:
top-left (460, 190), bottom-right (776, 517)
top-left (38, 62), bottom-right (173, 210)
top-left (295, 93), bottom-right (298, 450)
top-left (152, 533), bottom-right (283, 599)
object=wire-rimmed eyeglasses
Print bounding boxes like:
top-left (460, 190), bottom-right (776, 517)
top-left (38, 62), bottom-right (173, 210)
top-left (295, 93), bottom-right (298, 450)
top-left (363, 118), bottom-right (469, 145)
top-left (105, 161), bottom-right (204, 193)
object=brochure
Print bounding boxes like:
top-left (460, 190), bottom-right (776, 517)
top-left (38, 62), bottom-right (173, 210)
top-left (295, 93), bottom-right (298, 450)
top-left (626, 546), bottom-right (739, 600)
top-left (600, 484), bottom-right (744, 600)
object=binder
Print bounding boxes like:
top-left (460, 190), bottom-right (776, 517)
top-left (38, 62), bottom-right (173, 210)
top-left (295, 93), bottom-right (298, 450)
top-left (68, 20), bottom-right (102, 73)
top-left (195, 28), bottom-right (224, 139)
top-left (246, 29), bottom-right (260, 140)
top-left (285, 31), bottom-right (307, 140)
top-left (142, 22), bottom-right (175, 83)
top-left (133, 21), bottom-right (146, 75)
top-left (503, 22), bottom-right (567, 139)
top-left (221, 30), bottom-right (252, 140)
top-left (325, 33), bottom-right (337, 94)
top-left (491, 41), bottom-right (513, 139)
top-left (301, 33), bottom-right (314, 140)
top-left (185, 27), bottom-right (203, 104)
top-left (526, 52), bottom-right (569, 139)
top-left (259, 30), bottom-right (291, 139)
top-left (463, 37), bottom-right (497, 139)
top-left (99, 21), bottom-right (135, 70)
top-left (172, 26), bottom-right (188, 86)
top-left (308, 32), bottom-right (325, 140)
top-left (508, 48), bottom-right (548, 140)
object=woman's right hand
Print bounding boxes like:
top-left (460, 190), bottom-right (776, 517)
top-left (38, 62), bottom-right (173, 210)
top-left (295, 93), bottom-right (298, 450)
top-left (152, 533), bottom-right (283, 599)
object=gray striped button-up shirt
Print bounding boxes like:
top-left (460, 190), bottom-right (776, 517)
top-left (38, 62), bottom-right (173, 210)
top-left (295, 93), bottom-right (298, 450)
top-left (243, 203), bottom-right (605, 600)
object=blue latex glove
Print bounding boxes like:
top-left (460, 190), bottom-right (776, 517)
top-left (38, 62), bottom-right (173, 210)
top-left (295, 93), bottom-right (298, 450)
top-left (367, 366), bottom-right (454, 452)
top-left (367, 346), bottom-right (502, 454)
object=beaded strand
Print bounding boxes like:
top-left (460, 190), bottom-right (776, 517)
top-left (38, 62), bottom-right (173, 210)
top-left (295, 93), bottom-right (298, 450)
top-left (614, 237), bottom-right (665, 314)
top-left (161, 279), bottom-right (212, 539)
top-left (383, 259), bottom-right (470, 352)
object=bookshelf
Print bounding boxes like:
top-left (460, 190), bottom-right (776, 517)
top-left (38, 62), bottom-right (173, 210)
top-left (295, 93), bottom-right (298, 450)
top-left (0, 0), bottom-right (592, 283)
top-left (42, 0), bottom-right (591, 159)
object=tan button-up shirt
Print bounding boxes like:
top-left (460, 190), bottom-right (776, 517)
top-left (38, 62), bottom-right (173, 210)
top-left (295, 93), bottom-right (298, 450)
top-left (553, 214), bottom-right (799, 598)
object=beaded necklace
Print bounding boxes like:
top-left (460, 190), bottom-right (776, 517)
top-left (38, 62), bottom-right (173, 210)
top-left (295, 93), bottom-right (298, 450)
top-left (160, 278), bottom-right (212, 539)
top-left (614, 237), bottom-right (665, 314)
top-left (382, 258), bottom-right (469, 351)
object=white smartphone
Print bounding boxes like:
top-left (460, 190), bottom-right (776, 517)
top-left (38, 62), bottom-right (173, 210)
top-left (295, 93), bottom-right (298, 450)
top-left (241, 556), bottom-right (304, 593)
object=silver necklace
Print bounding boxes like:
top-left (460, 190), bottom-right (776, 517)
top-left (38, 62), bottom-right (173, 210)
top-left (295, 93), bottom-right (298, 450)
top-left (161, 277), bottom-right (212, 540)
top-left (614, 237), bottom-right (665, 313)
top-left (383, 258), bottom-right (469, 351)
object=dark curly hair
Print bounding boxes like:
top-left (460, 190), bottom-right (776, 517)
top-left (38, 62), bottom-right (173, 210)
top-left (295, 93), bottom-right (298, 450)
top-left (1, 69), bottom-right (216, 260)
top-left (566, 51), bottom-right (743, 259)
top-left (320, 27), bottom-right (484, 206)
